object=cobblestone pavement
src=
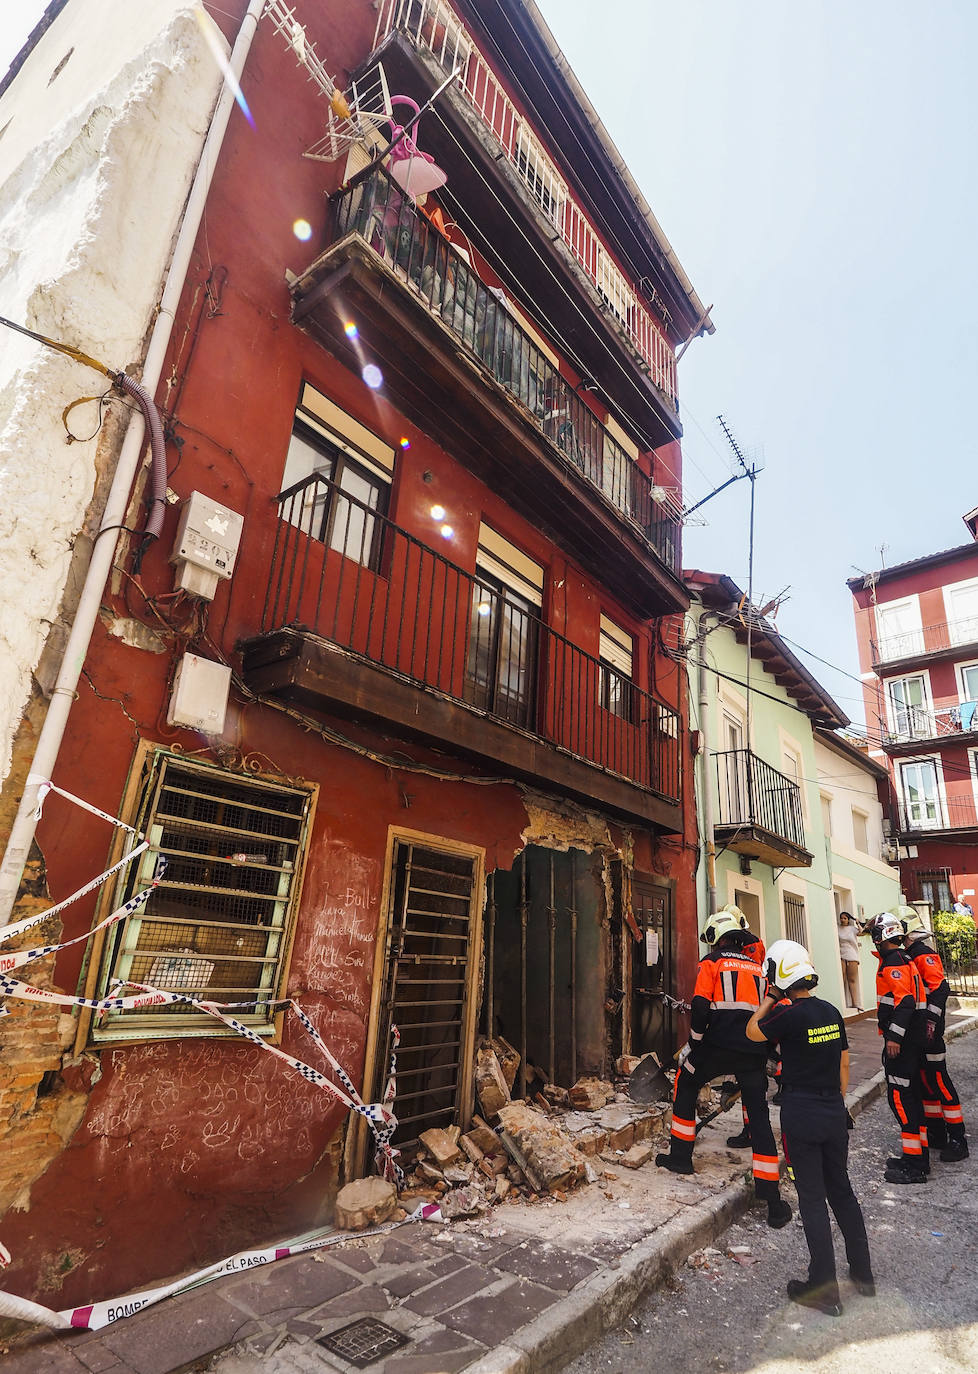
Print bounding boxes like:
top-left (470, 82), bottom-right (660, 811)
top-left (3, 1013), bottom-right (972, 1374)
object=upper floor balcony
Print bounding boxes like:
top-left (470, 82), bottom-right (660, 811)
top-left (871, 615), bottom-right (978, 671)
top-left (239, 472), bottom-right (682, 831)
top-left (883, 697), bottom-right (978, 752)
top-left (291, 163), bottom-right (685, 618)
top-left (896, 793), bottom-right (978, 837)
top-left (712, 748), bottom-right (812, 868)
top-left (365, 0), bottom-right (683, 447)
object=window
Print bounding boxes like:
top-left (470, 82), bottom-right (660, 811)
top-left (900, 758), bottom-right (942, 828)
top-left (946, 580), bottom-right (978, 646)
top-left (279, 384), bottom-right (394, 568)
top-left (718, 709), bottom-right (746, 822)
top-left (875, 597), bottom-right (922, 660)
top-left (888, 675), bottom-right (929, 738)
top-left (782, 892), bottom-right (808, 945)
top-left (959, 663), bottom-right (978, 720)
top-left (464, 524), bottom-right (543, 728)
top-left (917, 868), bottom-right (953, 913)
top-left (820, 793), bottom-right (833, 839)
top-left (599, 615), bottom-right (635, 721)
top-left (92, 754), bottom-right (314, 1041)
top-left (851, 808), bottom-right (870, 853)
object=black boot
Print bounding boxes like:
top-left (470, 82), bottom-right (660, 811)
top-left (655, 1151), bottom-right (694, 1175)
top-left (786, 1279), bottom-right (842, 1316)
top-left (939, 1135), bottom-right (969, 1163)
top-left (887, 1148), bottom-right (930, 1173)
top-left (927, 1124), bottom-right (948, 1151)
top-left (848, 1269), bottom-right (876, 1297)
top-left (884, 1158), bottom-right (929, 1184)
top-left (726, 1128), bottom-right (751, 1148)
top-left (767, 1197), bottom-right (792, 1229)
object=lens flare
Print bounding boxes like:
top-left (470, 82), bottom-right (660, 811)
top-left (344, 321), bottom-right (359, 340)
top-left (440, 524), bottom-right (454, 539)
top-left (430, 504), bottom-right (446, 521)
top-left (362, 364), bottom-right (383, 389)
top-left (292, 218), bottom-right (313, 241)
top-left (477, 601), bottom-right (491, 617)
top-left (194, 5), bottom-right (254, 128)
top-left (399, 437), bottom-right (411, 449)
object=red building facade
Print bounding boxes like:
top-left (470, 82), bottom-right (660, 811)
top-left (0, 0), bottom-right (711, 1306)
top-left (849, 506), bottom-right (978, 914)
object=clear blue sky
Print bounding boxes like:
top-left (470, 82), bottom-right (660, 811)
top-left (536, 0), bottom-right (977, 723)
top-left (4, 2), bottom-right (976, 723)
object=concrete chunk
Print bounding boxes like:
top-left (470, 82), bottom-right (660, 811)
top-left (569, 1077), bottom-right (615, 1110)
top-left (335, 1176), bottom-right (397, 1230)
top-left (621, 1142), bottom-right (654, 1168)
top-left (419, 1128), bottom-right (463, 1167)
top-left (475, 1047), bottom-right (511, 1118)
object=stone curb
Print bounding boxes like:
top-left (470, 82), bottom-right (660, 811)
top-left (463, 1015), bottom-right (978, 1374)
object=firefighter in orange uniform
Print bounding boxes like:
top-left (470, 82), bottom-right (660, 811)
top-left (896, 907), bottom-right (968, 1162)
top-left (868, 913), bottom-right (929, 1182)
top-left (656, 909), bottom-right (792, 1228)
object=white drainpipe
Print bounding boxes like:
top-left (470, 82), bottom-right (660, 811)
top-left (0, 0), bottom-right (268, 924)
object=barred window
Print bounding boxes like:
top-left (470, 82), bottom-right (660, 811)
top-left (91, 753), bottom-right (315, 1041)
top-left (782, 892), bottom-right (808, 947)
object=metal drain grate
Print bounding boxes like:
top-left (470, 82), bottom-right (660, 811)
top-left (317, 1318), bottom-right (410, 1368)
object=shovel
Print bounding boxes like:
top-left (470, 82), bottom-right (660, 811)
top-left (695, 1080), bottom-right (741, 1136)
top-left (627, 1054), bottom-right (672, 1104)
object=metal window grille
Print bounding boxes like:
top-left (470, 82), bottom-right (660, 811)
top-left (93, 754), bottom-right (313, 1040)
top-left (782, 893), bottom-right (807, 946)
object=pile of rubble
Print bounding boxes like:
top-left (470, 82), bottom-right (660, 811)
top-left (334, 1039), bottom-right (674, 1229)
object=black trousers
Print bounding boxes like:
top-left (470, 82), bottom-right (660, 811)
top-left (670, 1046), bottom-right (780, 1194)
top-left (780, 1091), bottom-right (872, 1290)
top-left (883, 1044), bottom-right (925, 1159)
top-left (921, 1036), bottom-right (965, 1143)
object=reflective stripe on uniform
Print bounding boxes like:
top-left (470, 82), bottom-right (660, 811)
top-left (671, 1115), bottom-right (696, 1141)
top-left (944, 1106), bottom-right (964, 1124)
top-left (887, 1074), bottom-right (911, 1087)
top-left (752, 1153), bottom-right (780, 1180)
top-left (889, 1023), bottom-right (906, 1037)
top-left (923, 1102), bottom-right (944, 1117)
top-left (901, 1132), bottom-right (922, 1155)
top-left (892, 1089), bottom-right (909, 1125)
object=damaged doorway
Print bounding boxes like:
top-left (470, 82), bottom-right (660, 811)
top-left (357, 832), bottom-right (484, 1171)
top-left (484, 846), bottom-right (606, 1092)
top-left (630, 876), bottom-right (674, 1064)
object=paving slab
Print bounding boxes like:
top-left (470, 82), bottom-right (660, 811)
top-left (400, 1263), bottom-right (494, 1316)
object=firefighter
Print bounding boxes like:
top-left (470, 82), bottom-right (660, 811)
top-left (655, 909), bottom-right (792, 1228)
top-left (868, 913), bottom-right (929, 1182)
top-left (895, 906), bottom-right (969, 1162)
top-left (747, 939), bottom-right (874, 1316)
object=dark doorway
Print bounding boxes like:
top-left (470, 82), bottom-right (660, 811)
top-left (484, 846), bottom-right (605, 1091)
top-left (630, 876), bottom-right (674, 1063)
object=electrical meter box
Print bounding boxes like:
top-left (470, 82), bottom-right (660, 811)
top-left (167, 653), bottom-right (232, 734)
top-left (171, 492), bottom-right (244, 600)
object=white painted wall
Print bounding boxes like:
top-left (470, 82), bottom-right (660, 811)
top-left (0, 2), bottom-right (221, 783)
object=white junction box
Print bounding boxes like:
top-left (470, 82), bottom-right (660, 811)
top-left (167, 653), bottom-right (232, 734)
top-left (171, 491), bottom-right (244, 600)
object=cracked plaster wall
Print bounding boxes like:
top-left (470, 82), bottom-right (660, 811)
top-left (0, 2), bottom-right (221, 786)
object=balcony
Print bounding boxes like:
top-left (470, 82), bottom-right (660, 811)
top-left (884, 698), bottom-right (978, 752)
top-left (871, 616), bottom-right (978, 670)
top-left (291, 164), bottom-right (684, 617)
top-left (712, 749), bottom-right (812, 868)
top-left (897, 794), bottom-right (978, 837)
top-left (371, 0), bottom-right (678, 412)
top-left (239, 473), bottom-right (682, 830)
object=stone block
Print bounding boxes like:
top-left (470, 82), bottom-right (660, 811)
top-left (569, 1077), bottom-right (615, 1110)
top-left (335, 1175), bottom-right (397, 1230)
top-left (474, 1047), bottom-right (510, 1118)
top-left (621, 1142), bottom-right (654, 1168)
top-left (419, 1127), bottom-right (463, 1167)
top-left (607, 1123), bottom-right (635, 1151)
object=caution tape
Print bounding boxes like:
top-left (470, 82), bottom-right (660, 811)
top-left (0, 1202), bottom-right (439, 1334)
top-left (26, 776), bottom-right (141, 835)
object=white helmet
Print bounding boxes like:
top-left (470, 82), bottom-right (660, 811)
top-left (765, 939), bottom-right (817, 991)
top-left (892, 905), bottom-right (929, 937)
top-left (867, 912), bottom-right (904, 945)
top-left (701, 909), bottom-right (748, 946)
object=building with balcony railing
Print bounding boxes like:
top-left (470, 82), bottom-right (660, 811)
top-left (686, 572), bottom-right (899, 1016)
top-left (0, 0), bottom-right (713, 1307)
top-left (849, 504), bottom-right (978, 916)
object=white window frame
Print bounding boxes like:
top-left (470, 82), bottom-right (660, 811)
top-left (942, 576), bottom-right (978, 646)
top-left (956, 659), bottom-right (978, 706)
top-left (820, 791), bottom-right (833, 840)
top-left (850, 807), bottom-right (870, 854)
top-left (898, 753), bottom-right (946, 830)
top-left (885, 671), bottom-right (933, 740)
top-left (874, 595), bottom-right (923, 660)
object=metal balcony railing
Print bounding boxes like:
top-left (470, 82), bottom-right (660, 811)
top-left (372, 0), bottom-right (679, 407)
top-left (897, 794), bottom-right (978, 833)
top-left (330, 166), bottom-right (680, 575)
top-left (260, 472), bottom-right (682, 803)
top-left (884, 698), bottom-right (978, 745)
top-left (713, 748), bottom-right (806, 850)
top-left (871, 615), bottom-right (978, 665)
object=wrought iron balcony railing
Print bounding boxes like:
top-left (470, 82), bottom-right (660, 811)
top-left (713, 748), bottom-right (806, 851)
top-left (372, 0), bottom-right (679, 407)
top-left (884, 698), bottom-right (978, 746)
top-left (330, 165), bottom-right (680, 576)
top-left (871, 615), bottom-right (978, 665)
top-left (897, 794), bottom-right (978, 833)
top-left (259, 472), bottom-right (681, 803)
